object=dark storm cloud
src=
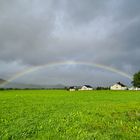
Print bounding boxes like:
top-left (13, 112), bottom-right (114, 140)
top-left (0, 0), bottom-right (140, 85)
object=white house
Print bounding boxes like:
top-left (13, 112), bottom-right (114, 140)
top-left (110, 82), bottom-right (128, 90)
top-left (79, 85), bottom-right (93, 91)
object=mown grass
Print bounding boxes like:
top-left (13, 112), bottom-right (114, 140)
top-left (0, 90), bottom-right (140, 140)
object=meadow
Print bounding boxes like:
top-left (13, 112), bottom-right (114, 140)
top-left (0, 90), bottom-right (140, 140)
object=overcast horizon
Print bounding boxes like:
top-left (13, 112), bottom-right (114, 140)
top-left (0, 0), bottom-right (140, 86)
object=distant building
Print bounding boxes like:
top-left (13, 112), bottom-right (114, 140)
top-left (129, 87), bottom-right (140, 90)
top-left (110, 82), bottom-right (128, 90)
top-left (79, 85), bottom-right (93, 91)
top-left (69, 86), bottom-right (77, 91)
top-left (134, 87), bottom-right (140, 90)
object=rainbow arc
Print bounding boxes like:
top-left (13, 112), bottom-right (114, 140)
top-left (0, 61), bottom-right (132, 87)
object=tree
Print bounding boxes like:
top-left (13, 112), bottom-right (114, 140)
top-left (132, 71), bottom-right (140, 87)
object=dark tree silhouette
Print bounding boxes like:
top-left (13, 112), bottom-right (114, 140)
top-left (132, 71), bottom-right (140, 87)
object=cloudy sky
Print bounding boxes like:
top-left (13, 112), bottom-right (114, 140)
top-left (0, 0), bottom-right (140, 86)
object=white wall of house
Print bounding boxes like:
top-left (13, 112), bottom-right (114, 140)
top-left (135, 87), bottom-right (140, 90)
top-left (110, 84), bottom-right (127, 90)
top-left (69, 89), bottom-right (76, 91)
top-left (129, 87), bottom-right (140, 90)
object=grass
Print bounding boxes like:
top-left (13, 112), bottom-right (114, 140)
top-left (0, 90), bottom-right (140, 140)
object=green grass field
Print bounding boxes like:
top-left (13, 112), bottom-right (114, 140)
top-left (0, 90), bottom-right (140, 140)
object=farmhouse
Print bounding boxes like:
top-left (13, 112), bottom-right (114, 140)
top-left (69, 86), bottom-right (77, 91)
top-left (79, 85), bottom-right (93, 90)
top-left (110, 82), bottom-right (128, 90)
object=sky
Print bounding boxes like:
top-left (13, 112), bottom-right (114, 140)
top-left (0, 0), bottom-right (140, 86)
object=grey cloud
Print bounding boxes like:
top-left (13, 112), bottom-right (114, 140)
top-left (116, 0), bottom-right (140, 20)
top-left (0, 0), bottom-right (140, 85)
top-left (60, 0), bottom-right (111, 24)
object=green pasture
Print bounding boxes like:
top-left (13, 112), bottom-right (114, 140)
top-left (0, 90), bottom-right (140, 140)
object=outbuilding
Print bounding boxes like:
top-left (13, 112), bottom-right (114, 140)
top-left (129, 87), bottom-right (140, 90)
top-left (69, 86), bottom-right (77, 91)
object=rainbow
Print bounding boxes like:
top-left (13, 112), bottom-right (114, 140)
top-left (0, 60), bottom-right (132, 87)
